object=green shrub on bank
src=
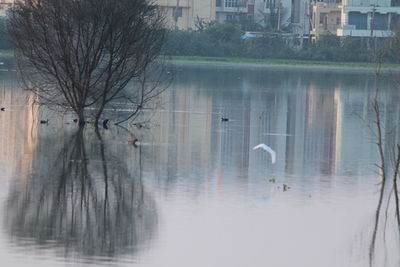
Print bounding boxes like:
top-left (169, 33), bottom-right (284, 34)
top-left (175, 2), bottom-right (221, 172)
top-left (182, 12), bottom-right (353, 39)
top-left (162, 23), bottom-right (399, 63)
top-left (297, 36), bottom-right (370, 62)
top-left (244, 35), bottom-right (295, 59)
top-left (162, 24), bottom-right (243, 57)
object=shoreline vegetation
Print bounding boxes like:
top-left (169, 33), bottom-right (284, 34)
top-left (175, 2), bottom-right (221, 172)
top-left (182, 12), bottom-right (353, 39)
top-left (161, 23), bottom-right (400, 72)
top-left (0, 49), bottom-right (13, 57)
top-left (1, 49), bottom-right (399, 72)
top-left (0, 50), bottom-right (15, 69)
top-left (168, 55), bottom-right (400, 72)
top-left (1, 18), bottom-right (400, 72)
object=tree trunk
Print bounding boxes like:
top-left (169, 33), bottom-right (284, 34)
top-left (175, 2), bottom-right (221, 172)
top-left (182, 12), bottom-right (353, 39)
top-left (94, 103), bottom-right (105, 127)
top-left (78, 110), bottom-right (85, 126)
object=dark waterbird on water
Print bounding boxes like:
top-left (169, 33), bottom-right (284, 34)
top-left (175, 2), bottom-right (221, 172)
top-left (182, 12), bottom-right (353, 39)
top-left (40, 119), bottom-right (49, 124)
top-left (72, 118), bottom-right (87, 125)
top-left (102, 119), bottom-right (109, 129)
top-left (133, 123), bottom-right (143, 129)
top-left (221, 117), bottom-right (229, 122)
top-left (128, 138), bottom-right (139, 148)
top-left (0, 107), bottom-right (5, 111)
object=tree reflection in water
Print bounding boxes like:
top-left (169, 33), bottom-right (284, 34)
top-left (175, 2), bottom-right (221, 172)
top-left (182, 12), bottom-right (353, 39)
top-left (4, 127), bottom-right (157, 260)
top-left (368, 88), bottom-right (400, 267)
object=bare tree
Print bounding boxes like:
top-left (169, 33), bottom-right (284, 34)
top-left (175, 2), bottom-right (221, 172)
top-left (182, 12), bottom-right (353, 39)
top-left (7, 0), bottom-right (167, 125)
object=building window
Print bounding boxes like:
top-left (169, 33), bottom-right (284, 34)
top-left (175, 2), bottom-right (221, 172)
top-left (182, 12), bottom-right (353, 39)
top-left (348, 12), bottom-right (367, 29)
top-left (371, 13), bottom-right (388, 30)
top-left (336, 17), bottom-right (340, 25)
top-left (216, 0), bottom-right (222, 7)
top-left (225, 0), bottom-right (240, 8)
top-left (172, 7), bottom-right (183, 18)
top-left (265, 0), bottom-right (276, 8)
top-left (319, 13), bottom-right (327, 24)
top-left (393, 0), bottom-right (400, 7)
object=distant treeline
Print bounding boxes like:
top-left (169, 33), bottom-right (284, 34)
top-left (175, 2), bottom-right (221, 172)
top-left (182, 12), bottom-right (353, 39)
top-left (162, 23), bottom-right (400, 64)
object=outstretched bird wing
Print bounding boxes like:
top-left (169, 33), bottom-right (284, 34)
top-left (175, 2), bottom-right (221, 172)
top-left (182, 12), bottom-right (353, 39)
top-left (253, 144), bottom-right (276, 164)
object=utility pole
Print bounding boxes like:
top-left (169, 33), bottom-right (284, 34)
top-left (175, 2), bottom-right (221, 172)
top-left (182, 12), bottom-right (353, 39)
top-left (174, 0), bottom-right (180, 29)
top-left (370, 4), bottom-right (376, 37)
top-left (369, 4), bottom-right (376, 51)
top-left (300, 0), bottom-right (309, 48)
top-left (277, 0), bottom-right (281, 31)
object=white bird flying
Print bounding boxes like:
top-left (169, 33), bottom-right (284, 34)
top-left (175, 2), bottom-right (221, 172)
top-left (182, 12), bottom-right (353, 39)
top-left (253, 144), bottom-right (276, 164)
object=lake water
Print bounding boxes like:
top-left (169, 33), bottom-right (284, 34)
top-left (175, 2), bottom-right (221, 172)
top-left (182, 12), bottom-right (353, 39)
top-left (0, 63), bottom-right (399, 267)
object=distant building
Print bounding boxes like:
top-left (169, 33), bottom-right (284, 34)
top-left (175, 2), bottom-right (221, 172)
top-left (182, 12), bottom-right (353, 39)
top-left (337, 0), bottom-right (400, 37)
top-left (216, 0), bottom-right (255, 23)
top-left (311, 1), bottom-right (341, 39)
top-left (157, 0), bottom-right (216, 30)
top-left (157, 0), bottom-right (400, 39)
top-left (157, 0), bottom-right (257, 30)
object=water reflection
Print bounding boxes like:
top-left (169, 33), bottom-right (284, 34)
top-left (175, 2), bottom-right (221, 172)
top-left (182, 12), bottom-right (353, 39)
top-left (1, 65), bottom-right (400, 267)
top-left (140, 65), bottom-right (399, 267)
top-left (4, 126), bottom-right (157, 261)
top-left (151, 66), bottom-right (380, 189)
top-left (367, 83), bottom-right (400, 267)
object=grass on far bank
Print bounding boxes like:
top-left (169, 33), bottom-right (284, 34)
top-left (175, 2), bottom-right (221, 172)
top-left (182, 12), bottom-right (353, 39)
top-left (167, 55), bottom-right (400, 71)
top-left (0, 49), bottom-right (399, 71)
top-left (0, 49), bottom-right (13, 57)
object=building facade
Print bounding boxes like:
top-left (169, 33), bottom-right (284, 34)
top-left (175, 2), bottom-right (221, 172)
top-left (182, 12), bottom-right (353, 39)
top-left (157, 0), bottom-right (216, 30)
top-left (337, 0), bottom-right (400, 37)
top-left (141, 0), bottom-right (400, 39)
top-left (157, 0), bottom-right (311, 37)
top-left (311, 1), bottom-right (341, 39)
top-left (216, 0), bottom-right (255, 23)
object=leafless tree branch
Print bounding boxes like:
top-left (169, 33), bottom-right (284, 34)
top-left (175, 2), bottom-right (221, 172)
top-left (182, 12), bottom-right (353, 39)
top-left (8, 0), bottom-right (168, 126)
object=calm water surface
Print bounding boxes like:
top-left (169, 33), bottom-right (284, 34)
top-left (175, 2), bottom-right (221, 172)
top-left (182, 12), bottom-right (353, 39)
top-left (0, 64), bottom-right (399, 267)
